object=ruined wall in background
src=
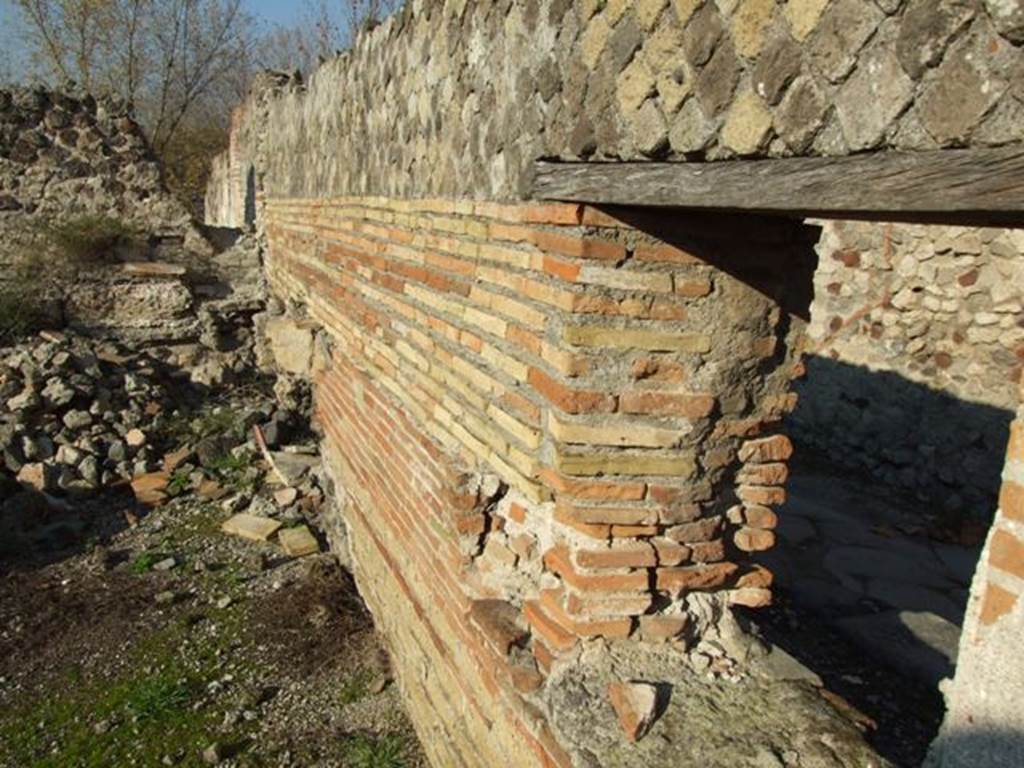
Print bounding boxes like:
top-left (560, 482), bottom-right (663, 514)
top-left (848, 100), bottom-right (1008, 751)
top-left (0, 86), bottom-right (265, 343)
top-left (0, 87), bottom-right (203, 254)
top-left (794, 222), bottom-right (1024, 518)
top-left (208, 1), bottom-right (1024, 765)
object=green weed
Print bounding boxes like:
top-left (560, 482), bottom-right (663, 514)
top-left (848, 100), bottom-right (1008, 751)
top-left (124, 675), bottom-right (192, 722)
top-left (131, 551), bottom-right (158, 574)
top-left (338, 667), bottom-right (374, 705)
top-left (166, 469), bottom-right (192, 496)
top-left (341, 733), bottom-right (407, 768)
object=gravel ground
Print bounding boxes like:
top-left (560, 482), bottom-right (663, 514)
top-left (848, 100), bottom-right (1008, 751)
top-left (0, 449), bottom-right (425, 768)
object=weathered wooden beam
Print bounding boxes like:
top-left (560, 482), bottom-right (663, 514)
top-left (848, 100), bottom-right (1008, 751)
top-left (532, 146), bottom-right (1024, 224)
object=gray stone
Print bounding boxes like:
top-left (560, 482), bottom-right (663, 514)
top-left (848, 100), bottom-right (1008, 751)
top-left (972, 95), bottom-right (1024, 144)
top-left (773, 75), bottom-right (826, 152)
top-left (693, 39), bottom-right (740, 117)
top-left (79, 455), bottom-right (101, 487)
top-left (668, 98), bottom-right (715, 153)
top-left (607, 15), bottom-right (643, 72)
top-left (682, 3), bottom-right (723, 67)
top-left (62, 409), bottom-right (92, 431)
top-left (22, 434), bottom-right (55, 462)
top-left (806, 0), bottom-right (884, 83)
top-left (41, 378), bottom-right (76, 408)
top-left (896, 0), bottom-right (976, 79)
top-left (627, 99), bottom-right (669, 156)
top-left (985, 0), bottom-right (1024, 43)
top-left (917, 28), bottom-right (1008, 144)
top-left (752, 32), bottom-right (802, 105)
top-left (834, 46), bottom-right (914, 150)
top-left (271, 452), bottom-right (320, 485)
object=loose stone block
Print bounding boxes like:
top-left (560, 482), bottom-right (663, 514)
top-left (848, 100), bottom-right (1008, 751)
top-left (278, 525), bottom-right (320, 557)
top-left (222, 513), bottom-right (282, 542)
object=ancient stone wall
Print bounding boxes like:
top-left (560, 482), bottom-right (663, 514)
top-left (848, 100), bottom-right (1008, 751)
top-left (205, 0), bottom-right (1024, 219)
top-left (794, 221), bottom-right (1024, 518)
top-left (263, 197), bottom-right (816, 766)
top-left (208, 1), bottom-right (1024, 765)
top-left (0, 86), bottom-right (202, 251)
top-left (0, 86), bottom-right (267, 344)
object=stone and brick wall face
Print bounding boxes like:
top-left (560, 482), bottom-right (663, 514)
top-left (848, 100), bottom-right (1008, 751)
top-left (206, 0), bottom-right (1024, 764)
top-left (262, 196), bottom-right (815, 765)
top-left (205, 0), bottom-right (1024, 219)
top-left (794, 220), bottom-right (1024, 516)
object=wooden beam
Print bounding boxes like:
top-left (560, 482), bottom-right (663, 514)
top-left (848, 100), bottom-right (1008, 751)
top-left (532, 146), bottom-right (1024, 224)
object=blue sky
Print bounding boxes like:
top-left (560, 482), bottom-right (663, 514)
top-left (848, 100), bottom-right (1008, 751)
top-left (0, 0), bottom-right (307, 80)
top-left (245, 0), bottom-right (306, 26)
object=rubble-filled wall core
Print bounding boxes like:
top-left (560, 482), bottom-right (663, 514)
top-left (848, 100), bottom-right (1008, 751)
top-left (0, 87), bottom-right (205, 255)
top-left (207, 1), bottom-right (1024, 765)
top-left (0, 86), bottom-right (252, 343)
top-left (794, 221), bottom-right (1024, 518)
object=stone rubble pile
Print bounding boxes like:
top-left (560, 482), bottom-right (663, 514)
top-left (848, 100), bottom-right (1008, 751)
top-left (0, 331), bottom-right (177, 494)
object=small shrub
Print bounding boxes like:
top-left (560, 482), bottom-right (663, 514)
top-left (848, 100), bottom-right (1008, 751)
top-left (166, 469), bottom-right (192, 496)
top-left (43, 215), bottom-right (141, 265)
top-left (341, 733), bottom-right (407, 768)
top-left (124, 676), bottom-right (192, 721)
top-left (0, 280), bottom-right (47, 343)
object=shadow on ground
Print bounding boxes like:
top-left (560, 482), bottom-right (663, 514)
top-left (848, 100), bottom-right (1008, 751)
top-left (739, 359), bottom-right (1016, 766)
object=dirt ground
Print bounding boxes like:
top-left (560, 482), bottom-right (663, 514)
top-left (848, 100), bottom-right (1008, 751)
top-left (0, 488), bottom-right (426, 768)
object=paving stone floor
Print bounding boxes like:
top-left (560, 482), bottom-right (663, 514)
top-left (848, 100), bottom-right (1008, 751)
top-left (763, 459), bottom-right (983, 688)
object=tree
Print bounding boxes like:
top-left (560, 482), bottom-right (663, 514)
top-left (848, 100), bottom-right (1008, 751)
top-left (258, 0), bottom-right (404, 74)
top-left (10, 0), bottom-right (256, 151)
top-left (341, 0), bottom-right (402, 46)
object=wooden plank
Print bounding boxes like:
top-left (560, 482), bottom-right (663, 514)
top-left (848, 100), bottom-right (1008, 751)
top-left (532, 146), bottom-right (1024, 221)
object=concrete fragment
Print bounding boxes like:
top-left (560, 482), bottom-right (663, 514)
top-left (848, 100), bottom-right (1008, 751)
top-left (264, 317), bottom-right (317, 376)
top-left (273, 487), bottom-right (299, 507)
top-left (122, 262), bottom-right (187, 277)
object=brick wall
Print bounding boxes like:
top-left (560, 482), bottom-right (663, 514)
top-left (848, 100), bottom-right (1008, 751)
top-left (928, 379), bottom-right (1024, 767)
top-left (262, 196), bottom-right (816, 765)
